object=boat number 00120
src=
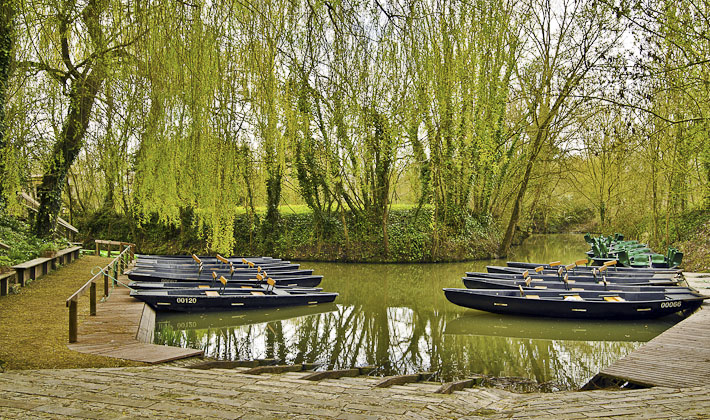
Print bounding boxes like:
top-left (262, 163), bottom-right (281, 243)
top-left (660, 301), bottom-right (682, 309)
top-left (176, 297), bottom-right (197, 304)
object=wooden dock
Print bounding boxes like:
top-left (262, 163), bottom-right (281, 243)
top-left (67, 271), bottom-right (203, 363)
top-left (584, 271), bottom-right (710, 389)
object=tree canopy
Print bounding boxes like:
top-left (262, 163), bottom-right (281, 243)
top-left (0, 0), bottom-right (707, 255)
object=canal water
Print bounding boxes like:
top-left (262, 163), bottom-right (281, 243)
top-left (154, 234), bottom-right (680, 390)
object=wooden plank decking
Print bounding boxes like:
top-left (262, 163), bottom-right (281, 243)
top-left (67, 271), bottom-right (203, 363)
top-left (585, 272), bottom-right (710, 389)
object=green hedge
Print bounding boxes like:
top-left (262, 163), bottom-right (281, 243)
top-left (77, 207), bottom-right (501, 262)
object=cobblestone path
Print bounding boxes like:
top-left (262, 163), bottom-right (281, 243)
top-left (1, 366), bottom-right (709, 419)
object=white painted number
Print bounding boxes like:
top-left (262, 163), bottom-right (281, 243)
top-left (176, 297), bottom-right (197, 304)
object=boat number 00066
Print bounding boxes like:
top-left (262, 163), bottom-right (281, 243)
top-left (176, 297), bottom-right (197, 304)
top-left (660, 301), bottom-right (682, 309)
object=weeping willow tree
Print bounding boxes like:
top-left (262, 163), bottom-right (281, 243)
top-left (6, 0), bottom-right (145, 237)
top-left (282, 2), bottom-right (341, 246)
top-left (238, 0), bottom-right (294, 253)
top-left (132, 1), bottom-right (251, 253)
top-left (402, 0), bottom-right (519, 255)
top-left (323, 1), bottom-right (409, 254)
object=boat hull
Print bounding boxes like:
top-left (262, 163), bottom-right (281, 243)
top-left (128, 281), bottom-right (323, 291)
top-left (131, 289), bottom-right (338, 312)
top-left (506, 261), bottom-right (680, 274)
top-left (487, 266), bottom-right (677, 279)
top-left (469, 271), bottom-right (680, 286)
top-left (443, 288), bottom-right (706, 319)
top-left (462, 277), bottom-right (691, 293)
top-left (127, 269), bottom-right (316, 283)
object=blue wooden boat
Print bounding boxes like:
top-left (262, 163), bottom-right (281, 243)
top-left (131, 287), bottom-right (338, 312)
top-left (462, 276), bottom-right (692, 293)
top-left (443, 288), bottom-right (707, 319)
top-left (127, 269), bottom-right (316, 283)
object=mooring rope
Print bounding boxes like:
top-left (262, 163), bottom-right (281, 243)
top-left (91, 265), bottom-right (133, 302)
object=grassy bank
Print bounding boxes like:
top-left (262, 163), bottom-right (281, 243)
top-left (0, 255), bottom-right (144, 370)
top-left (78, 206), bottom-right (502, 262)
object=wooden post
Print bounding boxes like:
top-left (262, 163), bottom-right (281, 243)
top-left (90, 282), bottom-right (97, 316)
top-left (0, 272), bottom-right (10, 296)
top-left (95, 241), bottom-right (99, 256)
top-left (69, 300), bottom-right (78, 343)
top-left (16, 268), bottom-right (26, 287)
top-left (113, 261), bottom-right (118, 285)
top-left (103, 270), bottom-right (109, 296)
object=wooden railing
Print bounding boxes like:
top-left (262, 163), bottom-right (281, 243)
top-left (95, 239), bottom-right (135, 259)
top-left (66, 243), bottom-right (135, 343)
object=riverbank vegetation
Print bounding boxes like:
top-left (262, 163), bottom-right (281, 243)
top-left (0, 0), bottom-right (707, 261)
top-left (0, 214), bottom-right (70, 269)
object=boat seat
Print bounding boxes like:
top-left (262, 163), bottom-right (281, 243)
top-left (250, 291), bottom-right (265, 296)
top-left (205, 291), bottom-right (220, 297)
top-left (571, 288), bottom-right (584, 291)
top-left (603, 296), bottom-right (626, 302)
top-left (563, 295), bottom-right (584, 301)
top-left (241, 285), bottom-right (253, 288)
top-left (525, 295), bottom-right (540, 299)
top-left (198, 285), bottom-right (209, 289)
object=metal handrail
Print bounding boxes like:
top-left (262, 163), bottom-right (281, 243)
top-left (66, 244), bottom-right (135, 343)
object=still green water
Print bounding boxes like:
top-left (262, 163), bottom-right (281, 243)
top-left (154, 234), bottom-right (679, 390)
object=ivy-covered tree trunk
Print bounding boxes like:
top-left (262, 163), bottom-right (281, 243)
top-left (34, 67), bottom-right (104, 236)
top-left (263, 168), bottom-right (282, 253)
top-left (33, 0), bottom-right (109, 237)
top-left (0, 0), bottom-right (14, 209)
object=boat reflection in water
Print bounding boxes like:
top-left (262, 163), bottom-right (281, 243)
top-left (153, 234), bottom-right (681, 391)
top-left (155, 302), bottom-right (676, 390)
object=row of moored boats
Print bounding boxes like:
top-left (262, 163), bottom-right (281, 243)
top-left (127, 254), bottom-right (338, 312)
top-left (127, 233), bottom-right (707, 320)
top-left (444, 259), bottom-right (707, 319)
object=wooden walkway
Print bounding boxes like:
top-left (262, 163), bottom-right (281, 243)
top-left (585, 271), bottom-right (710, 389)
top-left (67, 271), bottom-right (203, 363)
top-left (1, 365), bottom-right (709, 419)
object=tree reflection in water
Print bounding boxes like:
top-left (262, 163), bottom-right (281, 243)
top-left (156, 303), bottom-right (667, 390)
top-left (153, 234), bottom-right (679, 390)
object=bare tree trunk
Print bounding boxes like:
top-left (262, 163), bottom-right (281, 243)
top-left (499, 158), bottom-right (534, 255)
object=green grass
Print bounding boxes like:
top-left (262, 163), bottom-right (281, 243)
top-left (233, 203), bottom-right (425, 215)
top-left (0, 256), bottom-right (145, 370)
top-left (80, 249), bottom-right (122, 257)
